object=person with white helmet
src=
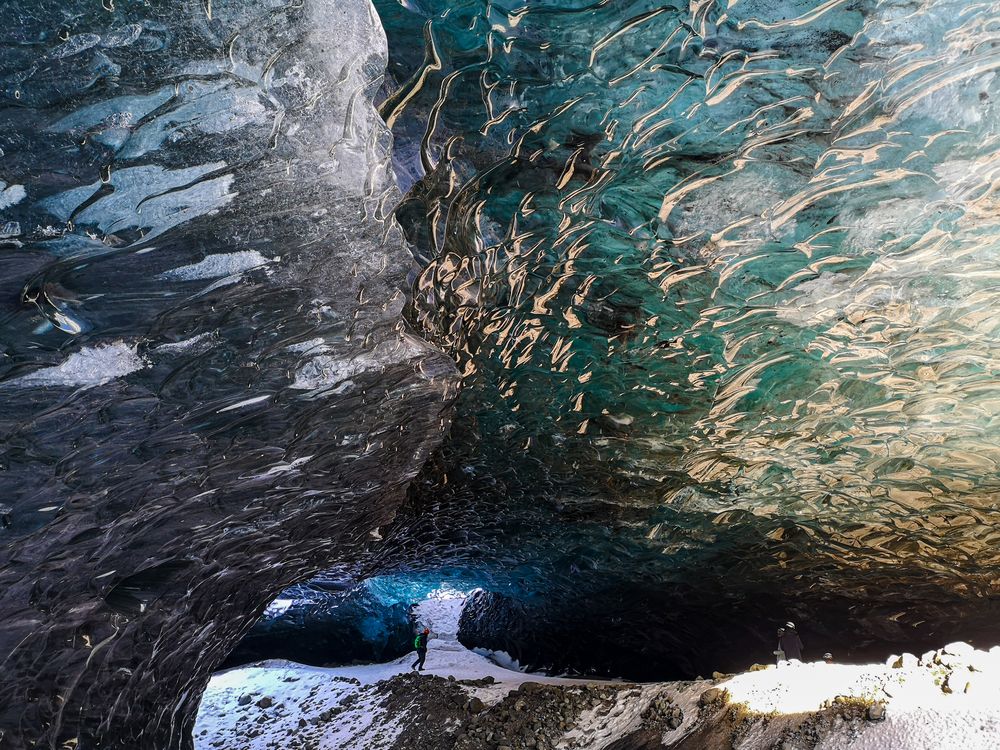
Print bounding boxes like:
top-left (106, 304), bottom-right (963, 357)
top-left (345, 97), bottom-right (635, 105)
top-left (778, 621), bottom-right (803, 661)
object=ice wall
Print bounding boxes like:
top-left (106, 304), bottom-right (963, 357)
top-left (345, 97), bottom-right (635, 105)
top-left (0, 1), bottom-right (457, 748)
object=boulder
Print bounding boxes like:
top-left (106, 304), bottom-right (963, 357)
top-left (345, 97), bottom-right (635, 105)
top-left (699, 687), bottom-right (729, 707)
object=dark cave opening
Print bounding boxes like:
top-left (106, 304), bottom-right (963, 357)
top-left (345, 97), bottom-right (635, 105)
top-left (230, 567), bottom-right (1000, 683)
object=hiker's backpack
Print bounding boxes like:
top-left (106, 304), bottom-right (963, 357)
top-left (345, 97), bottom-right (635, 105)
top-left (414, 634), bottom-right (422, 649)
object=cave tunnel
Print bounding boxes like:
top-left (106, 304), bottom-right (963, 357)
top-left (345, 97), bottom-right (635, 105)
top-left (1, 0), bottom-right (999, 747)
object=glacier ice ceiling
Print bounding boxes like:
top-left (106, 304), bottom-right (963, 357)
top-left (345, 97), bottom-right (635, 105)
top-left (1, 0), bottom-right (999, 746)
top-left (365, 0), bottom-right (1000, 675)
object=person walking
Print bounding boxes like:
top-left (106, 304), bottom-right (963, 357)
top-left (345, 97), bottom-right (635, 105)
top-left (774, 627), bottom-right (786, 665)
top-left (411, 628), bottom-right (430, 671)
top-left (779, 621), bottom-right (803, 661)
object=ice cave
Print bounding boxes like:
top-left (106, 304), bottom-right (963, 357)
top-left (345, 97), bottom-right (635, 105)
top-left (1, 0), bottom-right (999, 748)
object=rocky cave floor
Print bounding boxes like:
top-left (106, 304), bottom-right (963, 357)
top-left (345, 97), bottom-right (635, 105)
top-left (195, 598), bottom-right (1000, 750)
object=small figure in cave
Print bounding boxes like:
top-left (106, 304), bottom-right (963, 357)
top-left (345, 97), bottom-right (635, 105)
top-left (411, 628), bottom-right (430, 671)
top-left (774, 627), bottom-right (786, 664)
top-left (823, 652), bottom-right (834, 664)
top-left (779, 621), bottom-right (803, 661)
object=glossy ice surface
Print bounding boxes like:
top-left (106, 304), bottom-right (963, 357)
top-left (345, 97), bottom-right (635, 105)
top-left (367, 0), bottom-right (1000, 675)
top-left (0, 1), bottom-right (456, 747)
top-left (3, 0), bottom-right (1000, 746)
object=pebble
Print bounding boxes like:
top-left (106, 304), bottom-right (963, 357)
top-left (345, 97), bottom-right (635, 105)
top-left (867, 703), bottom-right (886, 721)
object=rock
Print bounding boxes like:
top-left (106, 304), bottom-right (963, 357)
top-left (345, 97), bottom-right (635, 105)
top-left (941, 642), bottom-right (975, 658)
top-left (256, 696), bottom-right (273, 709)
top-left (891, 653), bottom-right (918, 669)
top-left (468, 697), bottom-right (486, 714)
top-left (867, 703), bottom-right (886, 721)
top-left (699, 687), bottom-right (729, 706)
top-left (968, 651), bottom-right (994, 673)
top-left (238, 694), bottom-right (253, 706)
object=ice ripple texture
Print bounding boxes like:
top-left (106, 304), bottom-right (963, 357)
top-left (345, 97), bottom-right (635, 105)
top-left (0, 1), bottom-right (457, 748)
top-left (372, 0), bottom-right (1000, 669)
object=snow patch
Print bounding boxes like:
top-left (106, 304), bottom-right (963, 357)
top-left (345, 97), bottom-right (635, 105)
top-left (0, 181), bottom-right (26, 210)
top-left (290, 334), bottom-right (427, 392)
top-left (196, 591), bottom-right (603, 750)
top-left (263, 599), bottom-right (294, 618)
top-left (159, 251), bottom-right (274, 281)
top-left (154, 333), bottom-right (214, 354)
top-left (720, 648), bottom-right (1000, 750)
top-left (7, 342), bottom-right (146, 388)
top-left (195, 662), bottom-right (405, 750)
top-left (473, 648), bottom-right (529, 673)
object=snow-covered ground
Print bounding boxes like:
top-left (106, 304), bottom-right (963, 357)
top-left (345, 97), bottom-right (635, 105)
top-left (196, 594), bottom-right (1000, 750)
top-left (194, 593), bottom-right (612, 750)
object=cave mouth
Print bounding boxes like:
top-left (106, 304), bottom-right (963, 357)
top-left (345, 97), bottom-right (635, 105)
top-left (221, 0), bottom-right (1000, 695)
top-left (234, 566), bottom-right (1000, 684)
top-left (336, 0), bottom-right (1000, 686)
top-left (222, 575), bottom-right (482, 671)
